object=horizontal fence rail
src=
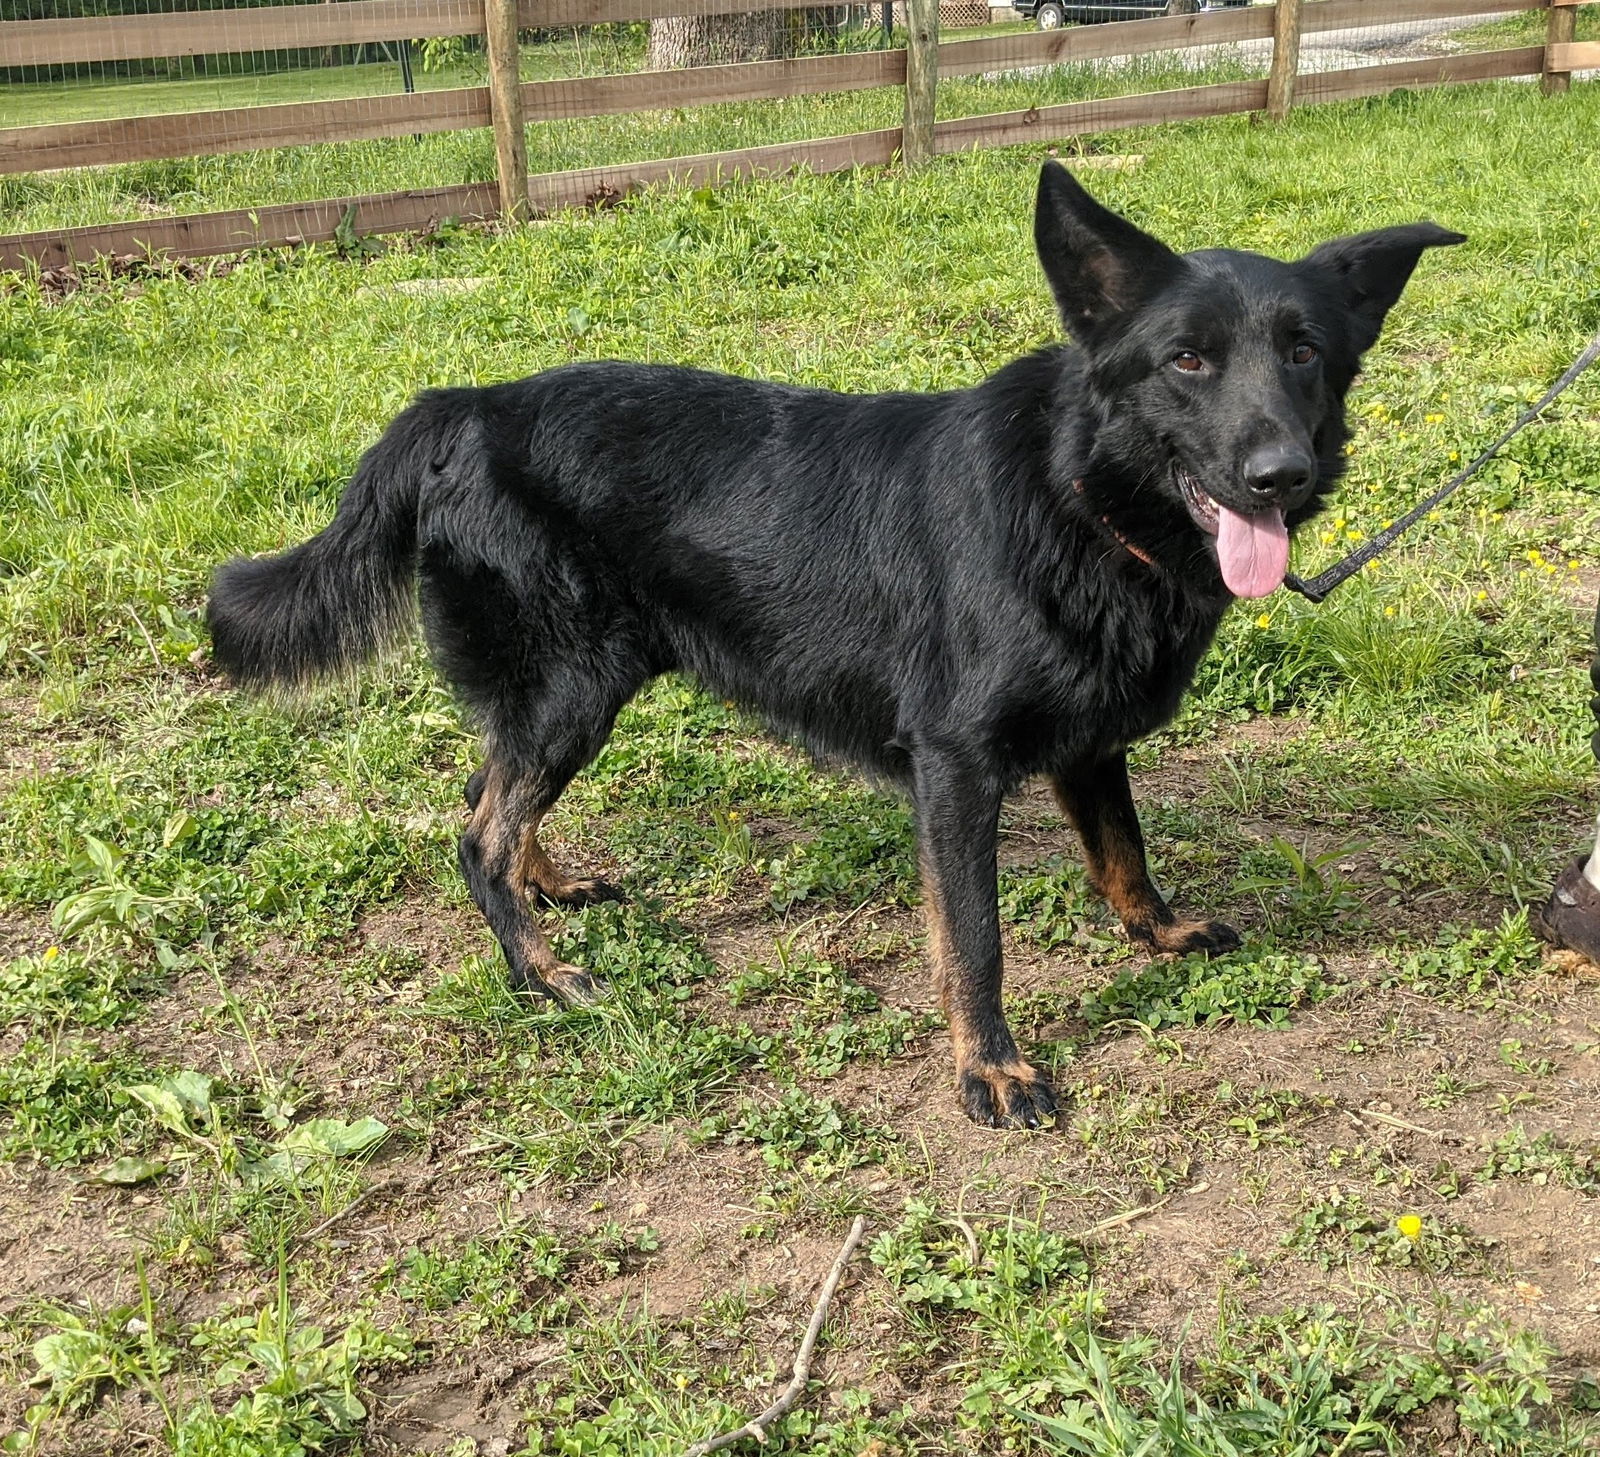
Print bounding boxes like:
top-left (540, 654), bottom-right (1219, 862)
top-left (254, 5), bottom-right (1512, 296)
top-left (0, 184), bottom-right (501, 272)
top-left (935, 77), bottom-right (1270, 153)
top-left (0, 0), bottom-right (1595, 270)
top-left (1296, 43), bottom-right (1545, 100)
top-left (6, 0), bottom-right (483, 67)
top-left (6, 0), bottom-right (844, 67)
top-left (1, 90), bottom-right (494, 174)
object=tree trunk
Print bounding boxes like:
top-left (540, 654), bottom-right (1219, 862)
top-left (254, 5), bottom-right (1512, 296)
top-left (645, 11), bottom-right (791, 68)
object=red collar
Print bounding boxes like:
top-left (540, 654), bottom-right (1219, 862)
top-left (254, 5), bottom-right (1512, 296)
top-left (1073, 479), bottom-right (1159, 570)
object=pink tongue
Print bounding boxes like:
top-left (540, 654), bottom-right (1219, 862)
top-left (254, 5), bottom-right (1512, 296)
top-left (1216, 505), bottom-right (1289, 598)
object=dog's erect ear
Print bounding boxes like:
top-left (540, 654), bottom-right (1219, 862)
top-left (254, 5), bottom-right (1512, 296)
top-left (1034, 161), bottom-right (1180, 343)
top-left (1302, 222), bottom-right (1466, 354)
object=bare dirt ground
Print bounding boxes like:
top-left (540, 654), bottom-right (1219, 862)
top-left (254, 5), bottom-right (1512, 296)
top-left (6, 706), bottom-right (1599, 1453)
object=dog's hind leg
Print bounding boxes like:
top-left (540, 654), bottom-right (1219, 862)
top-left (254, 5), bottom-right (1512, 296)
top-left (914, 749), bottom-right (1058, 1129)
top-left (518, 811), bottom-right (625, 909)
top-left (462, 760), bottom-right (621, 907)
top-left (1052, 751), bottom-right (1239, 955)
top-left (459, 759), bottom-right (612, 1006)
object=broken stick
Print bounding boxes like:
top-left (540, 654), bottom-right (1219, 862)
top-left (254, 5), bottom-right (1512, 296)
top-left (681, 1214), bottom-right (868, 1457)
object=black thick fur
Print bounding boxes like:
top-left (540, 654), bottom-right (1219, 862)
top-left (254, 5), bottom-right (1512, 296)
top-left (209, 165), bottom-right (1464, 1127)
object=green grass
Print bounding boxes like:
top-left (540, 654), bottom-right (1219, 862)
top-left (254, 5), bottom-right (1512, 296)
top-left (4, 79), bottom-right (1600, 1457)
top-left (1457, 5), bottom-right (1600, 51)
top-left (0, 58), bottom-right (468, 129)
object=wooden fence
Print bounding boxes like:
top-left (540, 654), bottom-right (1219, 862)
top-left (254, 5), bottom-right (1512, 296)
top-left (1, 0), bottom-right (1595, 271)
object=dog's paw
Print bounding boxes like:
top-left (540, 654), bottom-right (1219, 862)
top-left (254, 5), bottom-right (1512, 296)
top-left (1133, 918), bottom-right (1240, 955)
top-left (536, 876), bottom-right (626, 909)
top-left (543, 961), bottom-right (611, 1007)
top-left (957, 1059), bottom-right (1059, 1130)
top-left (506, 960), bottom-right (611, 1006)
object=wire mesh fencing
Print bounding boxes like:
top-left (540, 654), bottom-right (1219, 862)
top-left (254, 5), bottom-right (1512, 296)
top-left (0, 0), bottom-right (1591, 266)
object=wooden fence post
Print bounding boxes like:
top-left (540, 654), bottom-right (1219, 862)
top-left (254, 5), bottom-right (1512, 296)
top-left (1543, 0), bottom-right (1576, 95)
top-left (485, 0), bottom-right (528, 220)
top-left (1265, 0), bottom-right (1303, 120)
top-left (903, 0), bottom-right (937, 168)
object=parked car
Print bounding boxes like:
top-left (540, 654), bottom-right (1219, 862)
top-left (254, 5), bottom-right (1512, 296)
top-left (1016, 0), bottom-right (1249, 27)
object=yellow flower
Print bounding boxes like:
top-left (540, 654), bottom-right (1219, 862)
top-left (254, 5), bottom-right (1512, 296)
top-left (43, 946), bottom-right (60, 962)
top-left (1255, 613), bottom-right (1272, 629)
top-left (1570, 560), bottom-right (1582, 571)
top-left (1383, 606), bottom-right (1396, 617)
top-left (1476, 590), bottom-right (1488, 601)
top-left (1527, 549), bottom-right (1544, 565)
top-left (1424, 413), bottom-right (1445, 424)
top-left (1448, 451), bottom-right (1460, 463)
top-left (1396, 1214), bottom-right (1423, 1241)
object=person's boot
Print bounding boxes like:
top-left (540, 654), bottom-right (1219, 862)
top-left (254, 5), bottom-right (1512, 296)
top-left (1537, 855), bottom-right (1600, 963)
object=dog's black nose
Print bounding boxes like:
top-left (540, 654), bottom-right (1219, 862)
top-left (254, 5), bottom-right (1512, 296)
top-left (1243, 445), bottom-right (1314, 503)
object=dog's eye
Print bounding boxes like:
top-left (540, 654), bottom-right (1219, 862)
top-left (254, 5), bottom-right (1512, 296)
top-left (1172, 351), bottom-right (1204, 373)
top-left (1291, 342), bottom-right (1319, 365)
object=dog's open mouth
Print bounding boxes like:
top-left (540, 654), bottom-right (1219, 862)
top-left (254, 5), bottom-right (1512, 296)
top-left (1176, 469), bottom-right (1290, 599)
top-left (1177, 471), bottom-right (1220, 534)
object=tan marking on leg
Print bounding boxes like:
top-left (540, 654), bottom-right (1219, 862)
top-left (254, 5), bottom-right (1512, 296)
top-left (468, 763), bottom-right (511, 859)
top-left (515, 810), bottom-right (567, 898)
top-left (467, 765), bottom-right (604, 1000)
top-left (513, 807), bottom-right (616, 906)
top-left (1052, 776), bottom-right (1236, 956)
top-left (919, 848), bottom-right (951, 1010)
top-left (1051, 778), bottom-right (1170, 931)
top-left (921, 849), bottom-right (1054, 1127)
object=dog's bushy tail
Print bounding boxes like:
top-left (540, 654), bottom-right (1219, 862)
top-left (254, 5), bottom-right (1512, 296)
top-left (207, 395), bottom-right (457, 690)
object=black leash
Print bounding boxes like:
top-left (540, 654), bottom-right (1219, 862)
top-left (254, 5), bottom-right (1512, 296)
top-left (1283, 329), bottom-right (1600, 604)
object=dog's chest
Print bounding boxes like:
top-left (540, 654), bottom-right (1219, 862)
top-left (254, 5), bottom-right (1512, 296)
top-left (1026, 593), bottom-right (1220, 761)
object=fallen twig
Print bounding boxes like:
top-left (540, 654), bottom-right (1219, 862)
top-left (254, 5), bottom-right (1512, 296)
top-left (813, 894), bottom-right (886, 947)
top-left (1067, 1198), bottom-right (1169, 1242)
top-left (946, 1184), bottom-right (1206, 1249)
top-left (292, 1177), bottom-right (399, 1250)
top-left (1356, 1107), bottom-right (1446, 1140)
top-left (682, 1215), bottom-right (868, 1457)
top-left (950, 1214), bottom-right (982, 1270)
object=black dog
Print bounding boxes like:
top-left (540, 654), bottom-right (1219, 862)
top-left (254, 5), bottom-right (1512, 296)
top-left (208, 164), bottom-right (1462, 1127)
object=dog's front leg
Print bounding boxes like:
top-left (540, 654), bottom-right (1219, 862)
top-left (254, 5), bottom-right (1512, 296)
top-left (915, 752), bottom-right (1057, 1129)
top-left (1052, 751), bottom-right (1239, 955)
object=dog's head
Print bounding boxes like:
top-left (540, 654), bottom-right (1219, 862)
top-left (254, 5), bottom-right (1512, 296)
top-left (1034, 161), bottom-right (1465, 598)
